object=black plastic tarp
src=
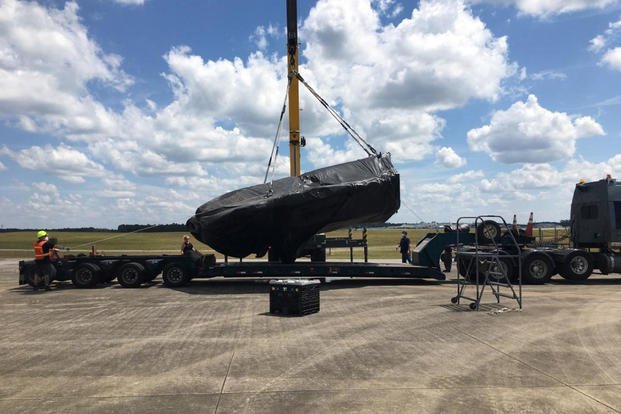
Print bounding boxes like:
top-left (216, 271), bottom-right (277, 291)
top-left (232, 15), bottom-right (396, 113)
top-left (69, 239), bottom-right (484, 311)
top-left (186, 154), bottom-right (400, 262)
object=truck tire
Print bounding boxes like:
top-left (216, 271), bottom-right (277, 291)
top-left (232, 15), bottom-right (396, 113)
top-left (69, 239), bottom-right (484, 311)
top-left (522, 253), bottom-right (553, 284)
top-left (476, 220), bottom-right (501, 244)
top-left (488, 257), bottom-right (514, 282)
top-left (72, 263), bottom-right (101, 288)
top-left (559, 251), bottom-right (593, 282)
top-left (456, 255), bottom-right (486, 283)
top-left (162, 263), bottom-right (190, 287)
top-left (117, 262), bottom-right (145, 288)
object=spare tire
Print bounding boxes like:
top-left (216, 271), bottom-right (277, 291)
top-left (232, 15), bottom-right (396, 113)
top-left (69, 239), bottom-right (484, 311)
top-left (476, 220), bottom-right (501, 244)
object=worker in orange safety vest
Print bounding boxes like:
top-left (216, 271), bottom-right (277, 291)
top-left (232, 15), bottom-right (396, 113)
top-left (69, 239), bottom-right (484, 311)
top-left (33, 230), bottom-right (58, 291)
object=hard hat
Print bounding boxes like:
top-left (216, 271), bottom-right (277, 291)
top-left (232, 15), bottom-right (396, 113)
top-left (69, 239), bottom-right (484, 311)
top-left (37, 230), bottom-right (47, 239)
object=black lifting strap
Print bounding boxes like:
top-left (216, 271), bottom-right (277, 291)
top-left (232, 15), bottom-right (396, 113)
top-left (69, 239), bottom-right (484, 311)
top-left (264, 76), bottom-right (292, 184)
top-left (293, 71), bottom-right (379, 157)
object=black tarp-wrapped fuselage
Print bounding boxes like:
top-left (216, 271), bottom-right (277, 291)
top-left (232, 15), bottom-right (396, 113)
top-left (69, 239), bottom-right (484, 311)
top-left (187, 154), bottom-right (400, 262)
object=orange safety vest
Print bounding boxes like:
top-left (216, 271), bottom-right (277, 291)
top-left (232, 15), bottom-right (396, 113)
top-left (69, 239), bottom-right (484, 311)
top-left (33, 239), bottom-right (49, 261)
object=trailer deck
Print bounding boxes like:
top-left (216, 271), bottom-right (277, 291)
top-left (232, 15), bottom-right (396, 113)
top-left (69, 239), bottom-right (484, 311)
top-left (19, 254), bottom-right (446, 289)
top-left (203, 261), bottom-right (445, 280)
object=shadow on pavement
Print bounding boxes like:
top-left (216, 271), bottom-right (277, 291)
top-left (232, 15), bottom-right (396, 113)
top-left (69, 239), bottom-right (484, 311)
top-left (163, 277), bottom-right (445, 295)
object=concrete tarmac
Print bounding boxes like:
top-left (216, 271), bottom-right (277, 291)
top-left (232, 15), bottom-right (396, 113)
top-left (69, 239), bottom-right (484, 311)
top-left (1, 259), bottom-right (620, 413)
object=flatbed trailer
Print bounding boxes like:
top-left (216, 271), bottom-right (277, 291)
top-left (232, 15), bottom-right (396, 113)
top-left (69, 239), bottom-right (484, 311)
top-left (18, 253), bottom-right (445, 289)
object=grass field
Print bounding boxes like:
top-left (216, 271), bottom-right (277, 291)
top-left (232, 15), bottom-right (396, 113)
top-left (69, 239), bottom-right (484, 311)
top-left (0, 228), bottom-right (432, 260)
top-left (0, 226), bottom-right (567, 260)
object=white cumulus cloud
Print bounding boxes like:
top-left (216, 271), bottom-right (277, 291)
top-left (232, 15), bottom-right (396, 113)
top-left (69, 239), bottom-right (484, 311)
top-left (601, 47), bottom-right (621, 70)
top-left (2, 144), bottom-right (107, 183)
top-left (589, 18), bottom-right (621, 70)
top-left (113, 0), bottom-right (146, 5)
top-left (0, 0), bottom-right (131, 137)
top-left (448, 169), bottom-right (484, 183)
top-left (467, 95), bottom-right (605, 163)
top-left (299, 0), bottom-right (514, 162)
top-left (437, 146), bottom-right (467, 168)
top-left (470, 0), bottom-right (618, 18)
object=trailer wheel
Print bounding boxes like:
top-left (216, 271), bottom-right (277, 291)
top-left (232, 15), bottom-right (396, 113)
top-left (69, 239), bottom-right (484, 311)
top-left (476, 220), bottom-right (501, 244)
top-left (522, 253), bottom-right (553, 284)
top-left (488, 257), bottom-right (514, 282)
top-left (72, 263), bottom-right (101, 288)
top-left (162, 263), bottom-right (190, 287)
top-left (117, 262), bottom-right (145, 288)
top-left (559, 251), bottom-right (593, 282)
top-left (23, 266), bottom-right (39, 288)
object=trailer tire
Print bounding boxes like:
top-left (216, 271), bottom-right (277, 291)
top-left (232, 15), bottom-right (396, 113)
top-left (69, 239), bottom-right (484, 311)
top-left (72, 263), bottom-right (101, 288)
top-left (23, 266), bottom-right (39, 288)
top-left (522, 253), bottom-right (553, 284)
top-left (476, 220), bottom-right (501, 244)
top-left (117, 262), bottom-right (145, 288)
top-left (488, 257), bottom-right (515, 282)
top-left (559, 251), bottom-right (593, 282)
top-left (162, 263), bottom-right (190, 287)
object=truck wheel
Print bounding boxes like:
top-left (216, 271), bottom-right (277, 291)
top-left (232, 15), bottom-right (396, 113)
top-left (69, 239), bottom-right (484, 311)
top-left (117, 262), bottom-right (145, 288)
top-left (559, 251), bottom-right (593, 282)
top-left (488, 257), bottom-right (514, 282)
top-left (162, 263), bottom-right (190, 287)
top-left (522, 253), bottom-right (553, 284)
top-left (476, 220), bottom-right (501, 244)
top-left (72, 263), bottom-right (101, 288)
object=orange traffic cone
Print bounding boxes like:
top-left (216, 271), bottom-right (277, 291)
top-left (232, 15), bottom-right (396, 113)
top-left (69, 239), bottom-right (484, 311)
top-left (525, 212), bottom-right (534, 237)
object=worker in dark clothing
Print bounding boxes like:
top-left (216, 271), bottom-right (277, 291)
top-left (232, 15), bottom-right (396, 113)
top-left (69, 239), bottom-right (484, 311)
top-left (180, 235), bottom-right (195, 255)
top-left (33, 230), bottom-right (57, 291)
top-left (398, 231), bottom-right (412, 264)
top-left (441, 246), bottom-right (452, 272)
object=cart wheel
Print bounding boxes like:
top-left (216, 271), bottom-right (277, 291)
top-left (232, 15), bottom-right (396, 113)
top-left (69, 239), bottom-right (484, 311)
top-left (451, 297), bottom-right (458, 304)
top-left (469, 302), bottom-right (478, 310)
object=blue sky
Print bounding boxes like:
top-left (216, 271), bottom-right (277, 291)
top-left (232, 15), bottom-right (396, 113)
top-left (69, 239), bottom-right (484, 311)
top-left (0, 0), bottom-right (620, 229)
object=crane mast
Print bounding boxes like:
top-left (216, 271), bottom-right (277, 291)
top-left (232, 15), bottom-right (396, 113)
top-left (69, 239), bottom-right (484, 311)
top-left (287, 0), bottom-right (301, 177)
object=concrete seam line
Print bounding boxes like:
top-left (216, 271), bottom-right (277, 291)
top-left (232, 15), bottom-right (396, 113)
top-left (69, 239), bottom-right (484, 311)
top-left (214, 349), bottom-right (236, 414)
top-left (458, 329), bottom-right (621, 413)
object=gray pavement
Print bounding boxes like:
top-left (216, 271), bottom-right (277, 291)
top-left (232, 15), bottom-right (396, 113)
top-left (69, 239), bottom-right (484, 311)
top-left (1, 259), bottom-right (620, 413)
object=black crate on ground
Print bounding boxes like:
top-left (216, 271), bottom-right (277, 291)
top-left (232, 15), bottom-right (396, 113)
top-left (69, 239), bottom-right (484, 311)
top-left (269, 279), bottom-right (320, 316)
